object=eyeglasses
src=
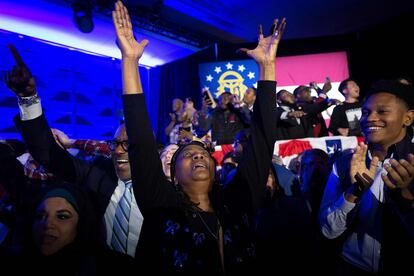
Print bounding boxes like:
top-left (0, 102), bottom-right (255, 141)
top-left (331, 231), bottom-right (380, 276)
top-left (107, 140), bottom-right (129, 152)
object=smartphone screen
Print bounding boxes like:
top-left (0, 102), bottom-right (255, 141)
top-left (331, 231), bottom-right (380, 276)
top-left (203, 91), bottom-right (212, 105)
top-left (203, 91), bottom-right (209, 100)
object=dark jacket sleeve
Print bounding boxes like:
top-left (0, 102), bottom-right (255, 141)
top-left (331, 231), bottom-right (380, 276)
top-left (225, 81), bottom-right (277, 214)
top-left (238, 105), bottom-right (252, 126)
top-left (122, 94), bottom-right (178, 214)
top-left (14, 114), bottom-right (118, 214)
top-left (14, 114), bottom-right (91, 185)
top-left (275, 107), bottom-right (302, 140)
top-left (301, 99), bottom-right (330, 116)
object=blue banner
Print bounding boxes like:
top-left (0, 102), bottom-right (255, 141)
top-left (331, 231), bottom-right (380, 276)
top-left (199, 59), bottom-right (259, 100)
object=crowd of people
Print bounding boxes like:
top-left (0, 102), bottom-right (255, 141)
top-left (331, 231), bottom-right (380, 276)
top-left (0, 1), bottom-right (413, 275)
top-left (166, 72), bottom-right (361, 145)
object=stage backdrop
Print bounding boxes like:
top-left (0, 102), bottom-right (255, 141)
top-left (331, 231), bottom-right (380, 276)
top-left (0, 30), bottom-right (150, 141)
top-left (199, 51), bottom-right (350, 120)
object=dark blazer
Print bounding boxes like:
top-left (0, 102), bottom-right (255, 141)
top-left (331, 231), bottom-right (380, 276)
top-left (14, 115), bottom-right (117, 220)
top-left (297, 98), bottom-right (330, 137)
top-left (197, 105), bottom-right (250, 145)
top-left (275, 106), bottom-right (307, 140)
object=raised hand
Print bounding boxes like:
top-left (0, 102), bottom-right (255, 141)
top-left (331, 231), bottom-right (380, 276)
top-left (322, 77), bottom-right (332, 93)
top-left (350, 142), bottom-right (379, 187)
top-left (5, 44), bottom-right (36, 97)
top-left (231, 93), bottom-right (242, 108)
top-left (112, 1), bottom-right (148, 61)
top-left (202, 88), bottom-right (217, 109)
top-left (238, 18), bottom-right (286, 66)
top-left (310, 81), bottom-right (322, 93)
top-left (184, 100), bottom-right (197, 121)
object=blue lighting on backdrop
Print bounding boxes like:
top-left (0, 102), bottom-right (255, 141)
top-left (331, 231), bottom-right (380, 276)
top-left (0, 31), bottom-right (150, 140)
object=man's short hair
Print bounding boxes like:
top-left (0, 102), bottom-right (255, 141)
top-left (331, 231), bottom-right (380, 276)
top-left (366, 79), bottom-right (414, 109)
top-left (276, 89), bottom-right (289, 101)
top-left (293, 85), bottom-right (309, 97)
top-left (338, 78), bottom-right (355, 95)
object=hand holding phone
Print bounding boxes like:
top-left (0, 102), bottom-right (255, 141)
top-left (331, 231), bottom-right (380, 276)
top-left (203, 90), bottom-right (211, 103)
top-left (201, 88), bottom-right (217, 108)
top-left (323, 76), bottom-right (332, 93)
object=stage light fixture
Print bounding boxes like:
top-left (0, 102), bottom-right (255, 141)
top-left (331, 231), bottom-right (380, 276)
top-left (72, 0), bottom-right (94, 33)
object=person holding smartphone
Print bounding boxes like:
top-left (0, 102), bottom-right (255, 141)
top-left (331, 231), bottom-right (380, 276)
top-left (197, 89), bottom-right (251, 145)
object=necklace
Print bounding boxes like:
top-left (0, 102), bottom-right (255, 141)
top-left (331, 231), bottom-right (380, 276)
top-left (195, 211), bottom-right (220, 241)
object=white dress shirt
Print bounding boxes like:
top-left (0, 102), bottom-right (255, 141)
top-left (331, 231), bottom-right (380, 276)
top-left (279, 105), bottom-right (301, 124)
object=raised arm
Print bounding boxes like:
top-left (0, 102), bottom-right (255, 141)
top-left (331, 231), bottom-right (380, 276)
top-left (239, 18), bottom-right (286, 81)
top-left (165, 113), bottom-right (177, 136)
top-left (6, 45), bottom-right (91, 185)
top-left (112, 1), bottom-right (148, 95)
top-left (114, 1), bottom-right (176, 211)
top-left (226, 19), bottom-right (286, 212)
top-left (52, 128), bottom-right (111, 158)
top-left (5, 44), bottom-right (36, 98)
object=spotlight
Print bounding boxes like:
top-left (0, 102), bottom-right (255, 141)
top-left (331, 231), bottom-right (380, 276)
top-left (72, 1), bottom-right (94, 33)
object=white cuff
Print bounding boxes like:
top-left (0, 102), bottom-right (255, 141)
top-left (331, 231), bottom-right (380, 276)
top-left (337, 193), bottom-right (356, 212)
top-left (19, 98), bottom-right (42, 121)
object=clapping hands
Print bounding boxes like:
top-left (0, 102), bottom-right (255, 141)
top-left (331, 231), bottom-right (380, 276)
top-left (349, 143), bottom-right (379, 195)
